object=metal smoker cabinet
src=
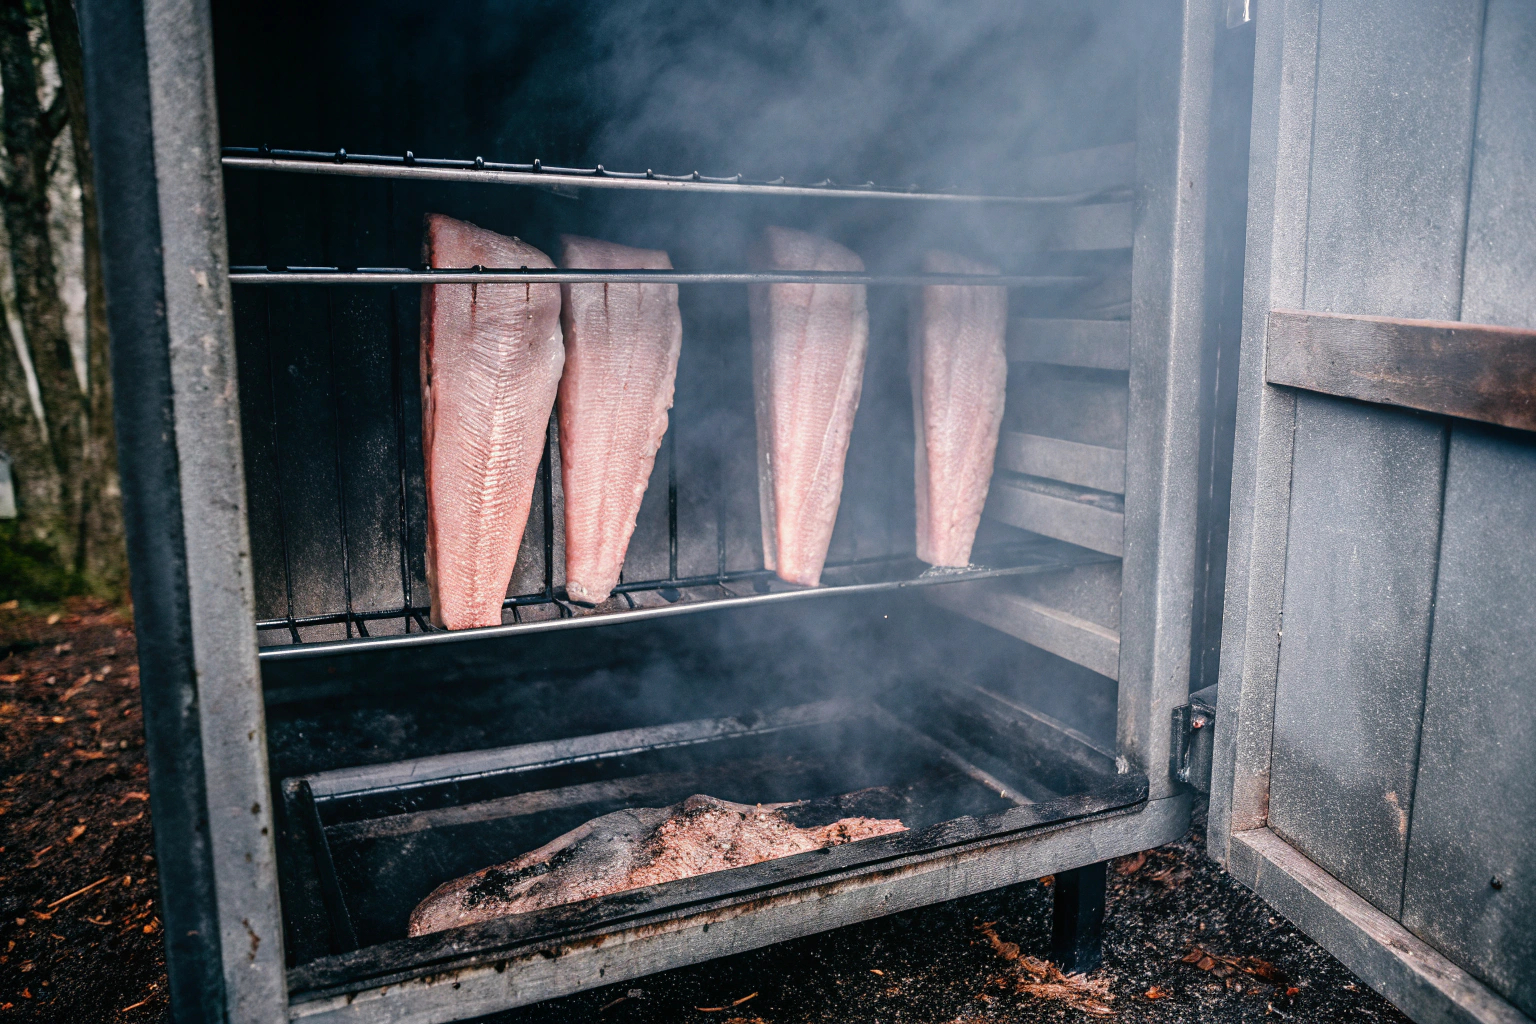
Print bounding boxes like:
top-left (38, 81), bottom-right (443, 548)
top-left (79, 1), bottom-right (1256, 1022)
top-left (1208, 2), bottom-right (1536, 1023)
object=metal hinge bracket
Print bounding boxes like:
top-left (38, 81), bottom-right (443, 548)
top-left (1171, 684), bottom-right (1218, 793)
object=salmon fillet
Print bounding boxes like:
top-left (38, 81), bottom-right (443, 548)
top-left (557, 235), bottom-right (683, 604)
top-left (749, 226), bottom-right (869, 586)
top-left (421, 214), bottom-right (563, 629)
top-left (910, 250), bottom-right (1008, 566)
top-left (407, 794), bottom-right (905, 936)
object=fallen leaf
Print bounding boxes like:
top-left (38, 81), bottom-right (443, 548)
top-left (121, 792), bottom-right (150, 802)
top-left (1145, 986), bottom-right (1169, 999)
top-left (978, 923), bottom-right (1114, 1016)
top-left (1116, 851), bottom-right (1148, 875)
top-left (871, 969), bottom-right (884, 975)
top-left (0, 598), bottom-right (18, 609)
top-left (46, 613), bottom-right (61, 625)
top-left (65, 824), bottom-right (86, 843)
top-left (1182, 945), bottom-right (1290, 986)
top-left (0, 674), bottom-right (22, 683)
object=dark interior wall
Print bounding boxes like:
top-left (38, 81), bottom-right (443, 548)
top-left (211, 0), bottom-right (1141, 186)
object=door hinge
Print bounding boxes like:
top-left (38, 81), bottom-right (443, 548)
top-left (1171, 684), bottom-right (1218, 793)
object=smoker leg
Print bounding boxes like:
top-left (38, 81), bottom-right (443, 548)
top-left (1051, 860), bottom-right (1107, 973)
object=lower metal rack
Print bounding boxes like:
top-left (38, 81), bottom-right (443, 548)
top-left (256, 539), bottom-right (1115, 660)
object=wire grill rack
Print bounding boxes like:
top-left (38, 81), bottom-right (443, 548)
top-left (223, 147), bottom-right (1134, 206)
top-left (256, 451), bottom-right (1108, 660)
top-left (229, 267), bottom-right (1094, 288)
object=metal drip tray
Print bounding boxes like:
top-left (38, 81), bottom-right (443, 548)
top-left (279, 687), bottom-right (1142, 1000)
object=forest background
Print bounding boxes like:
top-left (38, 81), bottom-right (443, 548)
top-left (0, 0), bottom-right (124, 608)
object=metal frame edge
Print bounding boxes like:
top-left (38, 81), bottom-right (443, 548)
top-left (76, 0), bottom-right (230, 1018)
top-left (1117, 0), bottom-right (1220, 801)
top-left (141, 0), bottom-right (288, 1018)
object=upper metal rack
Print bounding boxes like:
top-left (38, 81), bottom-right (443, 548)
top-left (221, 147), bottom-right (1132, 206)
top-left (228, 267), bottom-right (1093, 288)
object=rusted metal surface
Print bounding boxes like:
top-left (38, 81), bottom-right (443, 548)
top-left (1266, 310), bottom-right (1536, 433)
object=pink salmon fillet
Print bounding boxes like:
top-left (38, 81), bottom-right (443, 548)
top-left (421, 214), bottom-right (563, 629)
top-left (749, 226), bottom-right (869, 586)
top-left (407, 794), bottom-right (904, 936)
top-left (910, 250), bottom-right (1008, 566)
top-left (556, 235), bottom-right (683, 604)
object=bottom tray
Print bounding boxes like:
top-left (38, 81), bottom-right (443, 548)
top-left (278, 682), bottom-right (1138, 995)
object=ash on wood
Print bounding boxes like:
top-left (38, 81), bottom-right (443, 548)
top-left (1266, 309), bottom-right (1536, 433)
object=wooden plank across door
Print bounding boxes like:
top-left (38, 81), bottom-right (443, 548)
top-left (1266, 309), bottom-right (1536, 433)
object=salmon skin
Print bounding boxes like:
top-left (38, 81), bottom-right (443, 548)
top-left (407, 794), bottom-right (905, 936)
top-left (557, 235), bottom-right (683, 604)
top-left (420, 214), bottom-right (563, 629)
top-left (749, 226), bottom-right (869, 586)
top-left (910, 250), bottom-right (1008, 567)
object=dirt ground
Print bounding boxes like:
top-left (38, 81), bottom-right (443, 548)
top-left (1, 603), bottom-right (1411, 1023)
top-left (0, 600), bottom-right (167, 1021)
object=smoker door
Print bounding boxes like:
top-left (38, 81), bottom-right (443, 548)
top-left (1209, 3), bottom-right (1536, 1024)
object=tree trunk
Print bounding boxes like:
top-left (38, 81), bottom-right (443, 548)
top-left (44, 0), bottom-right (125, 597)
top-left (0, 0), bottom-right (97, 593)
top-left (0, 306), bottom-right (64, 550)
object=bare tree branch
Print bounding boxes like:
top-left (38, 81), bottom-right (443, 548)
top-left (40, 89), bottom-right (68, 145)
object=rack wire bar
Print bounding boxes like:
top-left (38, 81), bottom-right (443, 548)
top-left (222, 148), bottom-right (1132, 206)
top-left (256, 541), bottom-right (1113, 661)
top-left (228, 266), bottom-right (1092, 288)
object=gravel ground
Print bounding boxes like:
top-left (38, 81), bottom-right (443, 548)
top-left (2, 602), bottom-right (1411, 1023)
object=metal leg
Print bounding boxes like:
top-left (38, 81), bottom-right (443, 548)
top-left (1051, 860), bottom-right (1107, 973)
